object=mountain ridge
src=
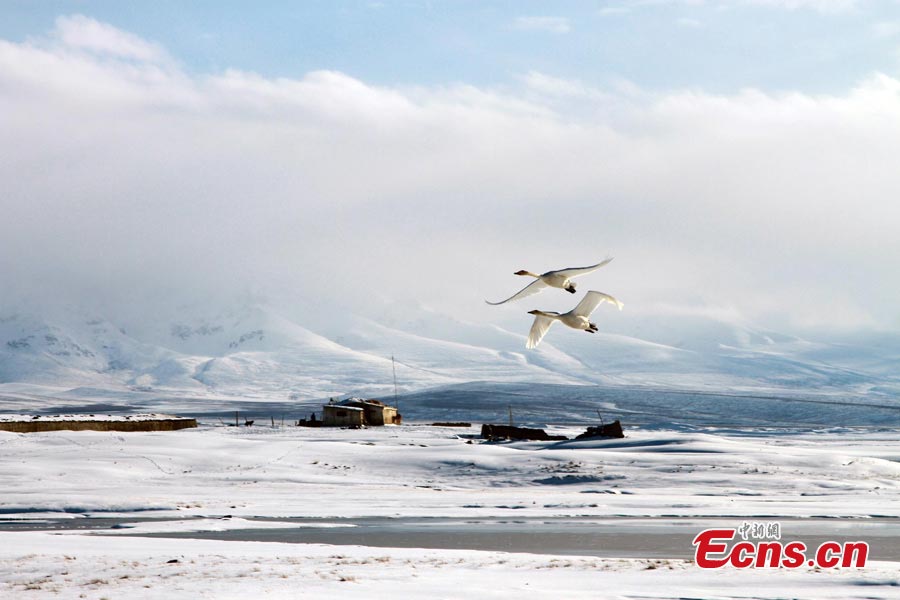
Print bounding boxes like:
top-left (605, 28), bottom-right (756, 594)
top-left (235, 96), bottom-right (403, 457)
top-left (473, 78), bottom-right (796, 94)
top-left (1, 303), bottom-right (898, 403)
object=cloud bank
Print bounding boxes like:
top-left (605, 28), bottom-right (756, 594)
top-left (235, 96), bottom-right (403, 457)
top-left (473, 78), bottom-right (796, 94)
top-left (1, 16), bottom-right (898, 334)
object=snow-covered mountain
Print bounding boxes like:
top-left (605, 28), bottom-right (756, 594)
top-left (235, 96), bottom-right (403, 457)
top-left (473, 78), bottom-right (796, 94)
top-left (0, 302), bottom-right (897, 404)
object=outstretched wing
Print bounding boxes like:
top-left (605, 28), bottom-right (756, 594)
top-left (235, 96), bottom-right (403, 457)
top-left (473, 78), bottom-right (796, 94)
top-left (572, 290), bottom-right (624, 317)
top-left (551, 257), bottom-right (614, 279)
top-left (485, 279), bottom-right (549, 306)
top-left (526, 314), bottom-right (556, 349)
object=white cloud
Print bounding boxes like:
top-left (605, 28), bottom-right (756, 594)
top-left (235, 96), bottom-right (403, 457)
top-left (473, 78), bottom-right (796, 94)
top-left (676, 17), bottom-right (704, 27)
top-left (598, 6), bottom-right (632, 16)
top-left (520, 71), bottom-right (602, 98)
top-left (1, 18), bottom-right (899, 334)
top-left (51, 14), bottom-right (168, 62)
top-left (872, 20), bottom-right (900, 39)
top-left (741, 0), bottom-right (859, 12)
top-left (510, 16), bottom-right (571, 34)
top-left (609, 0), bottom-right (859, 13)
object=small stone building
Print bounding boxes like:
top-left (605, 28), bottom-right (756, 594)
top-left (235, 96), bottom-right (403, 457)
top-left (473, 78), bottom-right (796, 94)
top-left (322, 403), bottom-right (365, 427)
top-left (321, 398), bottom-right (401, 427)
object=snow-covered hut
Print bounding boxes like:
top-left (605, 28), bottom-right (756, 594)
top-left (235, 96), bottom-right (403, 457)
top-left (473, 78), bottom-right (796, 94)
top-left (321, 398), bottom-right (401, 427)
top-left (322, 403), bottom-right (365, 427)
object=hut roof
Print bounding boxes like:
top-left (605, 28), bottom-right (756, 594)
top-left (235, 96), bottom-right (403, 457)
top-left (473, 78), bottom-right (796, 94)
top-left (338, 398), bottom-right (386, 408)
top-left (325, 404), bottom-right (364, 412)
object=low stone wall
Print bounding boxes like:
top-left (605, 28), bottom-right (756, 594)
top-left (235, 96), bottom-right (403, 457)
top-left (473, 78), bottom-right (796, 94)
top-left (0, 418), bottom-right (197, 433)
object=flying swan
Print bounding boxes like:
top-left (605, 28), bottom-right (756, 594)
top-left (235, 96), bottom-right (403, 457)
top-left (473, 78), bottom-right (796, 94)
top-left (486, 258), bottom-right (614, 306)
top-left (526, 290), bottom-right (624, 349)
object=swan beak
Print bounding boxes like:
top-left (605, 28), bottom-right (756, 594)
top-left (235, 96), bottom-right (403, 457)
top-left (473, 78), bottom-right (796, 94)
top-left (527, 310), bottom-right (540, 315)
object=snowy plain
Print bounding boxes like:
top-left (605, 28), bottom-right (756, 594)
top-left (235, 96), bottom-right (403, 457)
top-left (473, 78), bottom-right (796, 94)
top-left (2, 414), bottom-right (900, 598)
top-left (2, 303), bottom-right (900, 598)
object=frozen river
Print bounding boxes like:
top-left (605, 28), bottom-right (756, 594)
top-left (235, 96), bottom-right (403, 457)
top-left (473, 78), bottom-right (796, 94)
top-left (4, 516), bottom-right (900, 560)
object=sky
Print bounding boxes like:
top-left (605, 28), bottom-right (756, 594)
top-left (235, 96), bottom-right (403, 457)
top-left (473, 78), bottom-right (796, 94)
top-left (1, 1), bottom-right (899, 337)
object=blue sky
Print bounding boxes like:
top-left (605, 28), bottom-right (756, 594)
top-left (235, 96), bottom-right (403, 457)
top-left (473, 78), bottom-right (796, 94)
top-left (1, 1), bottom-right (899, 335)
top-left (2, 1), bottom-right (899, 92)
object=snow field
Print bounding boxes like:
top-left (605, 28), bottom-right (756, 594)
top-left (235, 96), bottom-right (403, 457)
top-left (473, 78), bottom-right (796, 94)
top-left (1, 424), bottom-right (899, 520)
top-left (2, 532), bottom-right (899, 600)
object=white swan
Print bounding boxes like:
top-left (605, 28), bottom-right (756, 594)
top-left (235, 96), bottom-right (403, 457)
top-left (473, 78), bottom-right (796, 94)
top-left (526, 290), bottom-right (623, 349)
top-left (486, 258), bottom-right (614, 305)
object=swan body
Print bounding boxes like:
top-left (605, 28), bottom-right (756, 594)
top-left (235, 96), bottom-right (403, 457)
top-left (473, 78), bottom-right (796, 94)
top-left (526, 290), bottom-right (623, 349)
top-left (486, 258), bottom-right (613, 306)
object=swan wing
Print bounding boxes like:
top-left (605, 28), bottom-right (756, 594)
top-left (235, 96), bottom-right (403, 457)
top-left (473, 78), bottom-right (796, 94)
top-left (485, 279), bottom-right (549, 306)
top-left (526, 314), bottom-right (556, 349)
top-left (551, 257), bottom-right (614, 278)
top-left (572, 290), bottom-right (624, 317)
